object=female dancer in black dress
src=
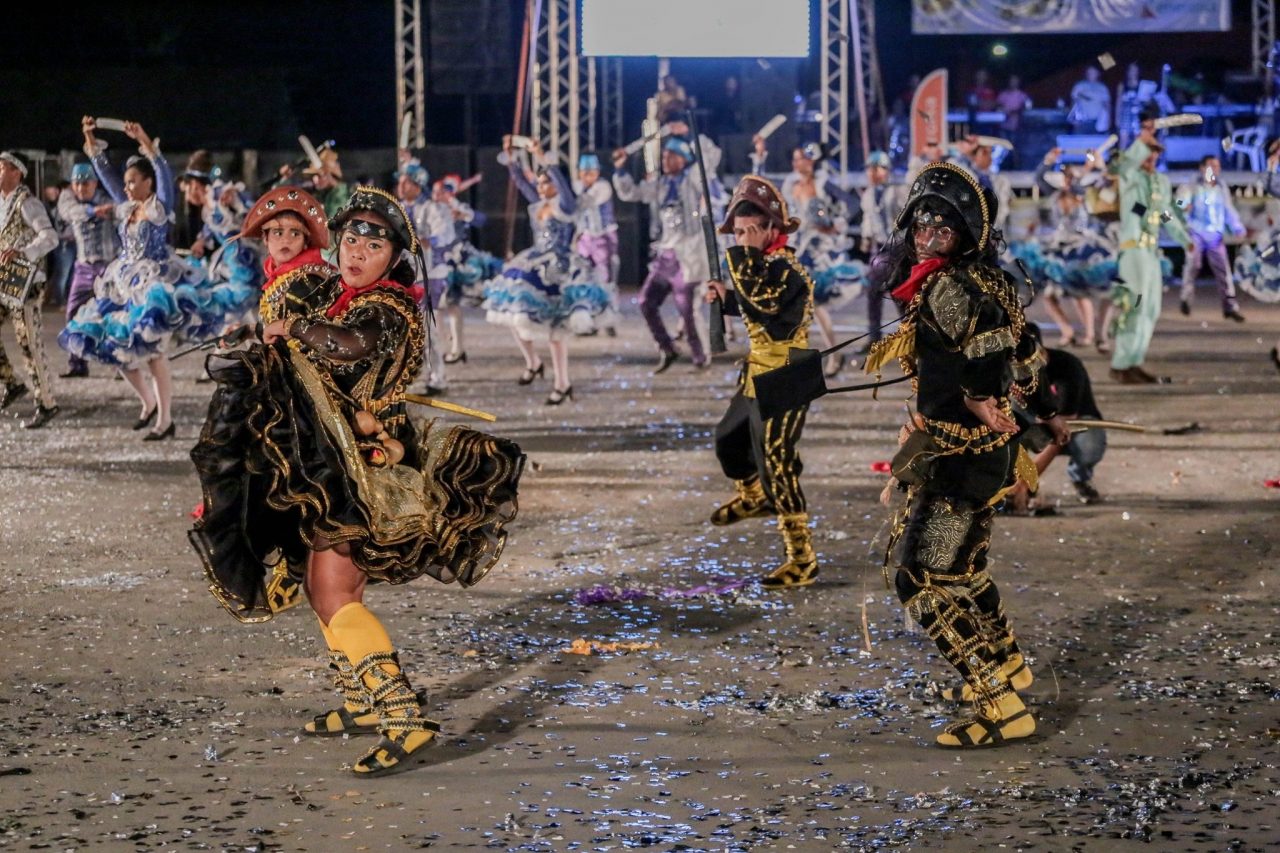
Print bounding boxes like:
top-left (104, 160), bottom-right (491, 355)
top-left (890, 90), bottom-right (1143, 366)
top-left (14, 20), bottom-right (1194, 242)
top-left (190, 187), bottom-right (525, 776)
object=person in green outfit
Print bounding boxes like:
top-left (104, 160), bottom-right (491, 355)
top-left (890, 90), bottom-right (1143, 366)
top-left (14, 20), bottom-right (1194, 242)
top-left (1107, 113), bottom-right (1192, 384)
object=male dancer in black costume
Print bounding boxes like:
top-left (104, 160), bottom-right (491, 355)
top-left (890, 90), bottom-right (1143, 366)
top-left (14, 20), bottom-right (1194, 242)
top-left (706, 176), bottom-right (818, 590)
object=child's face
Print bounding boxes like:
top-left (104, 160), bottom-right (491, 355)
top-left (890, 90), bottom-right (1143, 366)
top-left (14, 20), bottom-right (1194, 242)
top-left (183, 179), bottom-right (209, 208)
top-left (263, 214), bottom-right (308, 265)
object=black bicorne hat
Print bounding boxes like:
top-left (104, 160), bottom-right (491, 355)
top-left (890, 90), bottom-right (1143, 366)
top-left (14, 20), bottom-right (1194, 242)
top-left (894, 162), bottom-right (991, 253)
top-left (328, 186), bottom-right (419, 255)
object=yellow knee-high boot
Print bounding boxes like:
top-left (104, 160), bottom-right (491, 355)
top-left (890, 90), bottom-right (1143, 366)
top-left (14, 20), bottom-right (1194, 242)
top-left (302, 617), bottom-right (380, 736)
top-left (761, 512), bottom-right (819, 589)
top-left (710, 476), bottom-right (772, 526)
top-left (328, 602), bottom-right (439, 776)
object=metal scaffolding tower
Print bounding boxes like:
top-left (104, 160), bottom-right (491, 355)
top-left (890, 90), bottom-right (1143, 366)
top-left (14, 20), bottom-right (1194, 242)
top-left (852, 0), bottom-right (887, 159)
top-left (528, 1), bottom-right (624, 164)
top-left (1254, 0), bottom-right (1276, 97)
top-left (819, 1), bottom-right (850, 177)
top-left (394, 0), bottom-right (426, 149)
top-left (532, 0), bottom-right (591, 167)
top-left (599, 57), bottom-right (625, 151)
top-left (821, 0), bottom-right (886, 176)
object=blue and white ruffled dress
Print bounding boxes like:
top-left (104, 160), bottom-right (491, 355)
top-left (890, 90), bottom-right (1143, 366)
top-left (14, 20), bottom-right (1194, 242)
top-left (482, 166), bottom-right (611, 339)
top-left (59, 152), bottom-right (225, 368)
top-left (196, 183), bottom-right (265, 332)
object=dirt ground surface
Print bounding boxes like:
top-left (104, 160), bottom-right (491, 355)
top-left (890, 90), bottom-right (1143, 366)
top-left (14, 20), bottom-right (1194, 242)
top-left (1, 288), bottom-right (1277, 852)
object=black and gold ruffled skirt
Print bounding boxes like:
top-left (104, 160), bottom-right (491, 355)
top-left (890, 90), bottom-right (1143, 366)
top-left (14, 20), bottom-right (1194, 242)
top-left (189, 343), bottom-right (525, 622)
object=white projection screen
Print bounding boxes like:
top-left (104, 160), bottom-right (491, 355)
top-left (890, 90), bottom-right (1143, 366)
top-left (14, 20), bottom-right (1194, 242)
top-left (581, 0), bottom-right (811, 57)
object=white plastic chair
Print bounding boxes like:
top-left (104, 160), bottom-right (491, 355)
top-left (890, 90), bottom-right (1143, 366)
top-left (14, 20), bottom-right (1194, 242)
top-left (1226, 125), bottom-right (1265, 171)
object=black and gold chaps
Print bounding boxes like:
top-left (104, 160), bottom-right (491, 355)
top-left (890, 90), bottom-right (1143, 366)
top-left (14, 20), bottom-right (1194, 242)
top-left (713, 392), bottom-right (807, 516)
top-left (893, 490), bottom-right (1020, 703)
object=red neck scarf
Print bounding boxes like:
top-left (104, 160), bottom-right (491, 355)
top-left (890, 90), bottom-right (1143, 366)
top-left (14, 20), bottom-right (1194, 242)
top-left (325, 277), bottom-right (425, 319)
top-left (764, 233), bottom-right (790, 254)
top-left (891, 256), bottom-right (946, 303)
top-left (262, 247), bottom-right (329, 289)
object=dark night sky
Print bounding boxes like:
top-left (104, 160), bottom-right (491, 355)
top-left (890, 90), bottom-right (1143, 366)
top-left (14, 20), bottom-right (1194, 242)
top-left (0, 0), bottom-right (1258, 153)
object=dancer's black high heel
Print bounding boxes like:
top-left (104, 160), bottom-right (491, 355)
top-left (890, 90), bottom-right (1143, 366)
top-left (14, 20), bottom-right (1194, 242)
top-left (518, 362), bottom-right (544, 385)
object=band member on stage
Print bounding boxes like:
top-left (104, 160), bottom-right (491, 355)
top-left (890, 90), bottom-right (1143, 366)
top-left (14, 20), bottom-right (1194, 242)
top-left (705, 176), bottom-right (819, 590)
top-left (869, 162), bottom-right (1068, 747)
top-left (483, 137), bottom-right (611, 404)
top-left (612, 136), bottom-right (711, 373)
top-left (60, 118), bottom-right (219, 440)
top-left (0, 150), bottom-right (60, 428)
top-left (190, 187), bottom-right (524, 776)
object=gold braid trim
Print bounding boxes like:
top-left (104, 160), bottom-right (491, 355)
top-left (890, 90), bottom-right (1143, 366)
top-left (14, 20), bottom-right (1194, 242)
top-left (258, 264), bottom-right (332, 324)
top-left (330, 288), bottom-right (425, 415)
top-left (350, 185), bottom-right (420, 255)
top-left (962, 326), bottom-right (1016, 360)
top-left (922, 398), bottom-right (1016, 454)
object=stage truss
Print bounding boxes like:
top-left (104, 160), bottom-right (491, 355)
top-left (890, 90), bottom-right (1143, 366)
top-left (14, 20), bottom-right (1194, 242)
top-left (395, 0), bottom-right (426, 149)
top-left (529, 0), bottom-right (624, 168)
top-left (527, 0), bottom-right (879, 174)
top-left (1255, 0), bottom-right (1276, 98)
top-left (820, 0), bottom-right (885, 176)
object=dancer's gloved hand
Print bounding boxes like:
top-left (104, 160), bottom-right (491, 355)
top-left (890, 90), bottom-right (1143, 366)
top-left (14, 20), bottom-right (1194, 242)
top-left (963, 395), bottom-right (1018, 434)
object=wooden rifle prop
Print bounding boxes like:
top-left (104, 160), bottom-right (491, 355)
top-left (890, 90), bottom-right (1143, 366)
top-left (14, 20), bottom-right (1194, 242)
top-left (1020, 418), bottom-right (1200, 452)
top-left (685, 109), bottom-right (726, 354)
top-left (167, 324), bottom-right (253, 360)
top-left (403, 394), bottom-right (498, 423)
top-left (259, 136), bottom-right (333, 190)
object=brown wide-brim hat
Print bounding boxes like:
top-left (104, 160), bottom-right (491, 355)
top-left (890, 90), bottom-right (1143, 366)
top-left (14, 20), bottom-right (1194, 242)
top-left (239, 186), bottom-right (330, 248)
top-left (717, 175), bottom-right (800, 235)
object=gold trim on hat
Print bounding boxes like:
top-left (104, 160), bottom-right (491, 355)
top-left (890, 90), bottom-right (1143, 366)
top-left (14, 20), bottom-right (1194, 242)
top-left (905, 162), bottom-right (991, 252)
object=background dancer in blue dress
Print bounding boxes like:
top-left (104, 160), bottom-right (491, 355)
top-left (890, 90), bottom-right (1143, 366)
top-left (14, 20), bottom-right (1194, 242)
top-left (483, 136), bottom-right (610, 404)
top-left (1012, 147), bottom-right (1118, 348)
top-left (180, 151), bottom-right (263, 335)
top-left (430, 173), bottom-right (501, 366)
top-left (60, 117), bottom-right (219, 440)
top-left (572, 153), bottom-right (619, 338)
